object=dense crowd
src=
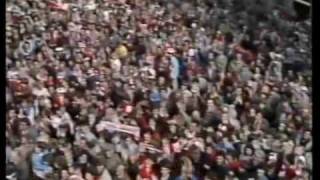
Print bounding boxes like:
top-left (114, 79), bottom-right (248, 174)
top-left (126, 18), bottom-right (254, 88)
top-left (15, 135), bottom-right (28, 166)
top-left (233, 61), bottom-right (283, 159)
top-left (6, 0), bottom-right (312, 179)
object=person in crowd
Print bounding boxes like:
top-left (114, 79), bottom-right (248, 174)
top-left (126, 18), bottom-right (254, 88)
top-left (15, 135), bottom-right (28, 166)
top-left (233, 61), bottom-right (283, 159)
top-left (6, 0), bottom-right (311, 179)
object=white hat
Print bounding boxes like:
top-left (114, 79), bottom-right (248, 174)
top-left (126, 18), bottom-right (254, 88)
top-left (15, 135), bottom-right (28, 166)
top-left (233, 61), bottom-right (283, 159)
top-left (17, 113), bottom-right (25, 119)
top-left (188, 49), bottom-right (196, 57)
top-left (7, 6), bottom-right (13, 12)
top-left (79, 42), bottom-right (86, 48)
top-left (298, 155), bottom-right (306, 164)
top-left (194, 140), bottom-right (204, 151)
top-left (37, 135), bottom-right (49, 143)
top-left (57, 87), bottom-right (67, 93)
top-left (57, 74), bottom-right (64, 79)
top-left (147, 68), bottom-right (156, 79)
top-left (269, 52), bottom-right (276, 59)
top-left (39, 26), bottom-right (46, 32)
top-left (55, 47), bottom-right (64, 52)
top-left (185, 131), bottom-right (194, 139)
top-left (85, 2), bottom-right (97, 10)
top-left (87, 69), bottom-right (95, 75)
top-left (7, 71), bottom-right (18, 78)
top-left (6, 26), bottom-right (12, 31)
top-left (183, 90), bottom-right (192, 98)
top-left (166, 48), bottom-right (176, 54)
top-left (301, 86), bottom-right (308, 92)
top-left (220, 125), bottom-right (227, 132)
top-left (69, 175), bottom-right (84, 180)
top-left (206, 127), bottom-right (214, 133)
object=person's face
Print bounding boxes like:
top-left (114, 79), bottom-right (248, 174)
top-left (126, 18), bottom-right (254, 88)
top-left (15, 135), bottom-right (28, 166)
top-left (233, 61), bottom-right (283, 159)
top-left (144, 133), bottom-right (151, 142)
top-left (268, 153), bottom-right (278, 163)
top-left (96, 165), bottom-right (104, 174)
top-left (257, 170), bottom-right (265, 177)
top-left (79, 139), bottom-right (87, 148)
top-left (245, 148), bottom-right (253, 156)
top-left (115, 81), bottom-right (122, 88)
top-left (116, 165), bottom-right (125, 178)
top-left (106, 149), bottom-right (114, 157)
top-left (286, 126), bottom-right (294, 134)
top-left (256, 113), bottom-right (263, 120)
top-left (278, 123), bottom-right (286, 132)
top-left (304, 131), bottom-right (311, 140)
top-left (149, 119), bottom-right (156, 130)
top-left (217, 155), bottom-right (224, 165)
top-left (192, 110), bottom-right (200, 120)
top-left (222, 137), bottom-right (229, 143)
top-left (8, 110), bottom-right (16, 118)
top-left (21, 136), bottom-right (29, 145)
top-left (221, 113), bottom-right (229, 124)
top-left (161, 167), bottom-right (170, 176)
top-left (249, 109), bottom-right (256, 117)
top-left (61, 170), bottom-right (69, 179)
top-left (206, 145), bottom-right (213, 154)
top-left (19, 122), bottom-right (28, 131)
top-left (145, 159), bottom-right (153, 167)
top-left (84, 61), bottom-right (91, 68)
top-left (159, 77), bottom-right (165, 85)
top-left (169, 124), bottom-right (176, 133)
top-left (226, 154), bottom-right (234, 162)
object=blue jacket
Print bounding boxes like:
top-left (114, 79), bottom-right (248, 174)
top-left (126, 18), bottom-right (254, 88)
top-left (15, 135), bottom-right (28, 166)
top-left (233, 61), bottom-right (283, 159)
top-left (170, 56), bottom-right (180, 79)
top-left (150, 91), bottom-right (161, 103)
top-left (175, 175), bottom-right (199, 180)
top-left (31, 151), bottom-right (53, 173)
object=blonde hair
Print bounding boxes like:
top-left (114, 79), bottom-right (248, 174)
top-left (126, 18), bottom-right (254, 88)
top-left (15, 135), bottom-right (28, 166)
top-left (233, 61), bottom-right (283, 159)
top-left (181, 156), bottom-right (193, 175)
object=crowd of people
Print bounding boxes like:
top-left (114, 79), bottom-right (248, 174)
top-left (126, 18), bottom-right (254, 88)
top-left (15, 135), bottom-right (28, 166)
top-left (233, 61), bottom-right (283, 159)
top-left (6, 0), bottom-right (312, 179)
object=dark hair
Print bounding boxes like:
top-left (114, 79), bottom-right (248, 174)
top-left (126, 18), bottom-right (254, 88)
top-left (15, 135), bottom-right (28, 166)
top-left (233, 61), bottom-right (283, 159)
top-left (244, 145), bottom-right (255, 156)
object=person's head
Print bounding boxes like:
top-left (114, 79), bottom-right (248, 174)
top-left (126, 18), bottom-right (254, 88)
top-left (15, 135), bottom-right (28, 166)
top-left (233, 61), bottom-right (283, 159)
top-left (249, 108), bottom-right (256, 117)
top-left (116, 164), bottom-right (127, 178)
top-left (205, 171), bottom-right (218, 180)
top-left (19, 120), bottom-right (29, 131)
top-left (144, 158), bottom-right (154, 168)
top-left (303, 130), bottom-right (311, 141)
top-left (268, 152), bottom-right (278, 163)
top-left (216, 155), bottom-right (225, 165)
top-left (143, 132), bottom-right (152, 143)
top-left (191, 110), bottom-right (201, 121)
top-left (149, 119), bottom-right (157, 130)
top-left (160, 166), bottom-right (170, 177)
top-left (61, 169), bottom-right (69, 179)
top-left (105, 147), bottom-right (115, 157)
top-left (225, 153), bottom-right (236, 162)
top-left (244, 146), bottom-right (254, 156)
top-left (278, 123), bottom-right (286, 132)
top-left (181, 156), bottom-right (193, 175)
top-left (236, 53), bottom-right (242, 60)
top-left (257, 169), bottom-right (266, 177)
top-left (158, 76), bottom-right (166, 86)
top-left (169, 124), bottom-right (177, 134)
top-left (286, 122), bottom-right (295, 134)
top-left (221, 113), bottom-right (229, 124)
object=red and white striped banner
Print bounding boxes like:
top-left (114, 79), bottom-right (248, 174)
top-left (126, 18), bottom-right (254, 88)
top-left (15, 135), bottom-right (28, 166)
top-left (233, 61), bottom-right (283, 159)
top-left (47, 1), bottom-right (69, 11)
top-left (98, 121), bottom-right (140, 138)
top-left (142, 143), bottom-right (162, 153)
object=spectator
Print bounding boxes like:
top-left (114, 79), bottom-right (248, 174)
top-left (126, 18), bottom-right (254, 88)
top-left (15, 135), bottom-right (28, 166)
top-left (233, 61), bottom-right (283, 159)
top-left (6, 0), bottom-right (311, 179)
